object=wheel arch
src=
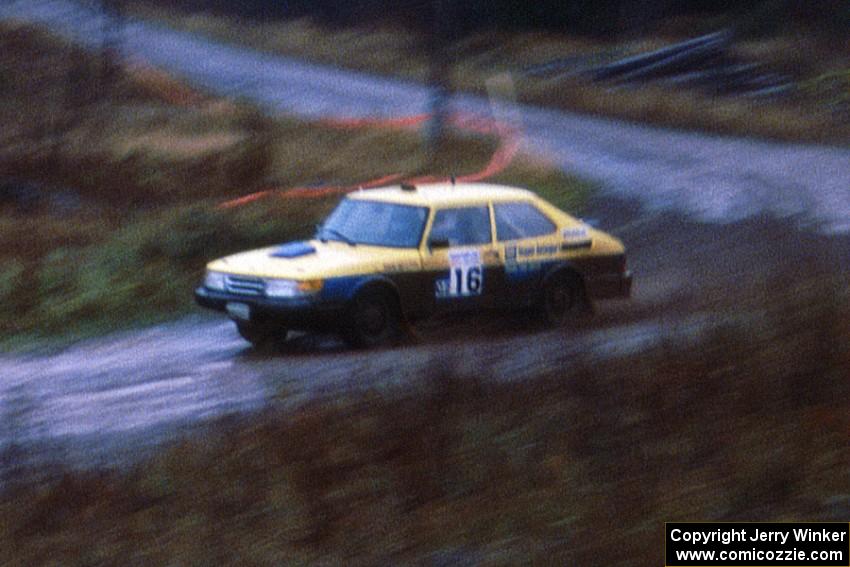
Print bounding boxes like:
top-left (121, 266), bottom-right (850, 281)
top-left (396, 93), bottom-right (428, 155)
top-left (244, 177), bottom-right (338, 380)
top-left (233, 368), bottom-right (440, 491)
top-left (541, 262), bottom-right (589, 305)
top-left (343, 276), bottom-right (407, 347)
top-left (349, 276), bottom-right (404, 316)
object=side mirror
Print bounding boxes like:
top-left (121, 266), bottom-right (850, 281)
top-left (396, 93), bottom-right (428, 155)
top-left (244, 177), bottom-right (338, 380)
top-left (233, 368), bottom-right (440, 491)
top-left (428, 237), bottom-right (450, 251)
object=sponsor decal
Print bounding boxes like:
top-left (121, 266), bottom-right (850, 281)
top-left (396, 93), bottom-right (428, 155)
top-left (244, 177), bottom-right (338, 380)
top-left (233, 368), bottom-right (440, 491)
top-left (561, 225), bottom-right (592, 251)
top-left (535, 243), bottom-right (558, 256)
top-left (561, 226), bottom-right (589, 239)
top-left (517, 245), bottom-right (535, 258)
top-left (382, 261), bottom-right (418, 272)
top-left (503, 242), bottom-right (559, 272)
top-left (505, 261), bottom-right (541, 274)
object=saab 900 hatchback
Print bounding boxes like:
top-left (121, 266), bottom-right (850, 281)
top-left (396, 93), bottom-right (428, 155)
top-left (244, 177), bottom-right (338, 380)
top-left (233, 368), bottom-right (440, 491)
top-left (195, 182), bottom-right (632, 348)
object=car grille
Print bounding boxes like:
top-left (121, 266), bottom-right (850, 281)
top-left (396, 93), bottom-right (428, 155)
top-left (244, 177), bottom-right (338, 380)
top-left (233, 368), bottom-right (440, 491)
top-left (224, 275), bottom-right (266, 296)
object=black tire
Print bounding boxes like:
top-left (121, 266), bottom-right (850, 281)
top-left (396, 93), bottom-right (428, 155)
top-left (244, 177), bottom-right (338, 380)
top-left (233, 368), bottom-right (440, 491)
top-left (344, 288), bottom-right (401, 348)
top-left (235, 320), bottom-right (288, 350)
top-left (540, 272), bottom-right (583, 328)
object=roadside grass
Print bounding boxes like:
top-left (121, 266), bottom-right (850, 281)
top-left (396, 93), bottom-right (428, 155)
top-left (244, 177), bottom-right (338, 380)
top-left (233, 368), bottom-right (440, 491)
top-left (526, 79), bottom-right (848, 144)
top-left (129, 3), bottom-right (850, 144)
top-left (1, 269), bottom-right (847, 565)
top-left (0, 22), bottom-right (590, 348)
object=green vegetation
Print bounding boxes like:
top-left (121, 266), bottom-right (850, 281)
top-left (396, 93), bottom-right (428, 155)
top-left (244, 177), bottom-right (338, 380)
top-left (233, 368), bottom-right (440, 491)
top-left (2, 271), bottom-right (847, 565)
top-left (130, 1), bottom-right (850, 144)
top-left (0, 22), bottom-right (590, 348)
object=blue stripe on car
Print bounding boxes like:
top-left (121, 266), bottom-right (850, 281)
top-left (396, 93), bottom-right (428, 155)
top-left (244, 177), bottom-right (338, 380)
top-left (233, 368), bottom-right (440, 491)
top-left (270, 241), bottom-right (317, 258)
top-left (320, 275), bottom-right (371, 302)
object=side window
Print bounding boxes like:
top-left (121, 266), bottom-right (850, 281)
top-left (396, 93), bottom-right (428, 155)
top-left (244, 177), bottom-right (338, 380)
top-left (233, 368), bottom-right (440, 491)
top-left (429, 206), bottom-right (491, 246)
top-left (494, 202), bottom-right (556, 242)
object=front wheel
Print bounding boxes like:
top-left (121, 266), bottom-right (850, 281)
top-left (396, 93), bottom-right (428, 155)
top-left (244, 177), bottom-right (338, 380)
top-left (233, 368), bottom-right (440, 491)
top-left (236, 320), bottom-right (288, 350)
top-left (540, 273), bottom-right (584, 327)
top-left (343, 289), bottom-right (401, 348)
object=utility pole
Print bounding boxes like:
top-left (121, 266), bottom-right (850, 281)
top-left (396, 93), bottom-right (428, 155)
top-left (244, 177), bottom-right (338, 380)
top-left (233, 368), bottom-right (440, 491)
top-left (100, 0), bottom-right (124, 95)
top-left (425, 0), bottom-right (450, 161)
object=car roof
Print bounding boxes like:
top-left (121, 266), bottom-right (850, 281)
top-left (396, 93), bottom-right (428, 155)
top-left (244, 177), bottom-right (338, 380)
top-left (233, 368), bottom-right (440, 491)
top-left (345, 182), bottom-right (539, 208)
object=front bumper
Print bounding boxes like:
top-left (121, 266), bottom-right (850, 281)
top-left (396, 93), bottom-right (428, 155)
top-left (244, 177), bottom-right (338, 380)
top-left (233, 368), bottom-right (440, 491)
top-left (194, 286), bottom-right (346, 330)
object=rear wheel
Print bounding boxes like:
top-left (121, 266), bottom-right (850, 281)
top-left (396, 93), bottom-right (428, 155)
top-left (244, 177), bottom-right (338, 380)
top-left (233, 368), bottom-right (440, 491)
top-left (344, 289), bottom-right (401, 348)
top-left (540, 272), bottom-right (584, 327)
top-left (235, 320), bottom-right (288, 350)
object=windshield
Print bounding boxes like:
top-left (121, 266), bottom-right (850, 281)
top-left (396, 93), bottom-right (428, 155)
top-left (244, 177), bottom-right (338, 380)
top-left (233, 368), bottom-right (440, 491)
top-left (318, 198), bottom-right (428, 248)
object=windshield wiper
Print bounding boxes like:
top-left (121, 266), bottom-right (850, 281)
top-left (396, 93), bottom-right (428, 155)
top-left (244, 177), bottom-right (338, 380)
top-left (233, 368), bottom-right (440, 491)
top-left (317, 226), bottom-right (356, 246)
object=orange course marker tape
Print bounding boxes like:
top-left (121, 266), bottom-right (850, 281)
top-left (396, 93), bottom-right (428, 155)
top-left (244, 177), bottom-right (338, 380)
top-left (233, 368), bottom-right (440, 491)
top-left (218, 189), bottom-right (275, 209)
top-left (320, 114), bottom-right (430, 130)
top-left (218, 111), bottom-right (520, 209)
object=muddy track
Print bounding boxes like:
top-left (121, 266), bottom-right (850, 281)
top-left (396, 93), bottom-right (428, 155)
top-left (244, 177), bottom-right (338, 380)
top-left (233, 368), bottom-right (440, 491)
top-left (1, 1), bottom-right (849, 467)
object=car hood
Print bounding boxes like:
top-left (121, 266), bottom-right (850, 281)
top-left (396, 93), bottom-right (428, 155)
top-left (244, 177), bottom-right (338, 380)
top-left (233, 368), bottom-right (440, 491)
top-left (207, 240), bottom-right (418, 280)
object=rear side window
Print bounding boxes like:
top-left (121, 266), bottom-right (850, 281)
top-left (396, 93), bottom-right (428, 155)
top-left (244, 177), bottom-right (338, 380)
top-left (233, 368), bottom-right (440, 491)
top-left (494, 202), bottom-right (556, 241)
top-left (429, 206), bottom-right (491, 246)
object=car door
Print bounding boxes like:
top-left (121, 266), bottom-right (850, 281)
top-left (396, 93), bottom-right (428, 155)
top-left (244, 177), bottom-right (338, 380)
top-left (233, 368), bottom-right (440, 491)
top-left (420, 205), bottom-right (501, 312)
top-left (493, 201), bottom-right (564, 307)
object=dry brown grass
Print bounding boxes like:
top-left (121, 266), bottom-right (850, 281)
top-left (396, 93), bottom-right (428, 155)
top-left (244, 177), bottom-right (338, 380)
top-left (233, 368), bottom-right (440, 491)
top-left (0, 21), bottom-right (507, 206)
top-left (114, 131), bottom-right (246, 158)
top-left (526, 78), bottom-right (849, 143)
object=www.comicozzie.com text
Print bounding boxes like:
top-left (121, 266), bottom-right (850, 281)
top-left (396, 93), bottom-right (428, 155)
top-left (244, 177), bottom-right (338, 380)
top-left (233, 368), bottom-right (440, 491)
top-left (670, 527), bottom-right (848, 546)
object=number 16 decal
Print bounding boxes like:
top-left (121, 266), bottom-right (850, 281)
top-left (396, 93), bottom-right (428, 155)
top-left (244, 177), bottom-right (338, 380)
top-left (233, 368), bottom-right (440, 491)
top-left (450, 265), bottom-right (482, 296)
top-left (436, 249), bottom-right (484, 298)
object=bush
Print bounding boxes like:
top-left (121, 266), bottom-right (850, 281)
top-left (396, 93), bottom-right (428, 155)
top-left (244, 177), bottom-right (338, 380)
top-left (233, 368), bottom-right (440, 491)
top-left (4, 197), bottom-right (337, 340)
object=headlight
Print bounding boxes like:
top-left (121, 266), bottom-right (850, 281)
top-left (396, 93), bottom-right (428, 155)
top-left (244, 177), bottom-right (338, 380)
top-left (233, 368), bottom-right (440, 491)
top-left (204, 271), bottom-right (226, 291)
top-left (265, 278), bottom-right (323, 298)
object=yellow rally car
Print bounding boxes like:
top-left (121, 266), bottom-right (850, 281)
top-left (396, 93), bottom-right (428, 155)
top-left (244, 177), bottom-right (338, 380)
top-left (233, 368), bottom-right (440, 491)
top-left (195, 182), bottom-right (632, 347)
